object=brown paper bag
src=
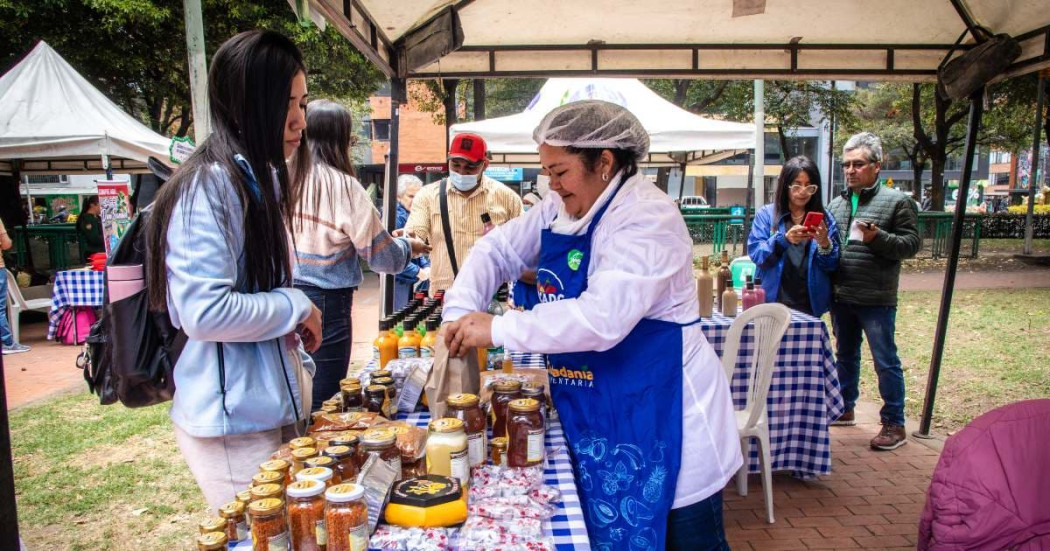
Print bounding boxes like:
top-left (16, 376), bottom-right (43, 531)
top-left (424, 334), bottom-right (481, 418)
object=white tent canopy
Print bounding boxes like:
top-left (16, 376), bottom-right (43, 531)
top-left (450, 78), bottom-right (755, 166)
top-left (0, 41), bottom-right (172, 169)
top-left (306, 0), bottom-right (1050, 81)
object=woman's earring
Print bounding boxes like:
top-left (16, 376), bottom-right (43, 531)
top-left (602, 173), bottom-right (609, 182)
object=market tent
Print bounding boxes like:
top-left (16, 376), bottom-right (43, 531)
top-left (303, 0), bottom-right (1050, 80)
top-left (0, 41), bottom-right (172, 174)
top-left (450, 78), bottom-right (755, 166)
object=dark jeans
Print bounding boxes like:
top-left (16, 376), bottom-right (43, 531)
top-left (296, 284), bottom-right (354, 412)
top-left (666, 491), bottom-right (731, 551)
top-left (830, 301), bottom-right (906, 426)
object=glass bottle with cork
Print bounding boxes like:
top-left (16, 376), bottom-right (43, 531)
top-left (696, 255), bottom-right (714, 317)
top-left (716, 250), bottom-right (731, 309)
top-left (721, 280), bottom-right (738, 317)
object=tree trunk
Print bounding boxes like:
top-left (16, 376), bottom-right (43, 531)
top-left (473, 79), bottom-right (485, 121)
top-left (673, 80), bottom-right (689, 107)
top-left (930, 154), bottom-right (947, 211)
top-left (776, 125), bottom-right (790, 161)
top-left (173, 105), bottom-right (192, 138)
top-left (441, 79), bottom-right (460, 153)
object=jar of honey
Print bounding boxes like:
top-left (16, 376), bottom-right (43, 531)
top-left (491, 380), bottom-right (523, 438)
top-left (447, 393), bottom-right (487, 467)
top-left (507, 398), bottom-right (545, 468)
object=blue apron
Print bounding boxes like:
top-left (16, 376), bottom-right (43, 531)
top-left (512, 279), bottom-right (540, 310)
top-left (539, 183), bottom-right (690, 551)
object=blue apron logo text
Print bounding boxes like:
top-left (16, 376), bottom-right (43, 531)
top-left (548, 364), bottom-right (596, 388)
top-left (536, 268), bottom-right (566, 303)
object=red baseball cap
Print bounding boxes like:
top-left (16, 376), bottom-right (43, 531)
top-left (449, 133), bottom-right (488, 164)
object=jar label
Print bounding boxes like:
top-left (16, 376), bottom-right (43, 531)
top-left (467, 432), bottom-right (486, 467)
top-left (527, 429), bottom-right (545, 462)
top-left (315, 519), bottom-right (328, 546)
top-left (398, 347), bottom-right (418, 359)
top-left (267, 531), bottom-right (290, 551)
top-left (235, 520), bottom-right (248, 541)
top-left (421, 346), bottom-right (434, 358)
top-left (450, 447), bottom-right (470, 484)
top-left (349, 522), bottom-right (369, 551)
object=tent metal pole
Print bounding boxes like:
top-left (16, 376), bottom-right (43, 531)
top-left (183, 0), bottom-right (210, 143)
top-left (827, 81), bottom-right (837, 204)
top-left (1024, 72), bottom-right (1046, 255)
top-left (382, 77), bottom-right (405, 316)
top-left (678, 161), bottom-right (687, 202)
top-left (753, 80), bottom-right (765, 217)
top-left (915, 89), bottom-right (984, 438)
top-left (745, 151), bottom-right (754, 231)
top-left (0, 351), bottom-right (20, 549)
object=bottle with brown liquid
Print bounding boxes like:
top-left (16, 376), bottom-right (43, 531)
top-left (696, 256), bottom-right (714, 318)
top-left (716, 250), bottom-right (731, 308)
top-left (721, 281), bottom-right (739, 317)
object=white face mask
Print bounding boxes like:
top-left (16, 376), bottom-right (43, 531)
top-left (535, 174), bottom-right (550, 197)
top-left (448, 170), bottom-right (479, 192)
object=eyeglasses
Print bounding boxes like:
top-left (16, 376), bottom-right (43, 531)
top-left (789, 184), bottom-right (818, 196)
top-left (841, 161), bottom-right (871, 170)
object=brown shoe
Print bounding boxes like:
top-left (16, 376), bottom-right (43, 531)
top-left (870, 424), bottom-right (908, 451)
top-left (830, 409), bottom-right (856, 426)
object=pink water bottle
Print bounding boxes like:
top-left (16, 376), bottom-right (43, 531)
top-left (741, 280), bottom-right (760, 311)
top-left (753, 277), bottom-right (767, 304)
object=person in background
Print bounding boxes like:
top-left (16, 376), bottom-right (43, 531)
top-left (747, 156), bottom-right (840, 317)
top-left (521, 192), bottom-right (542, 210)
top-left (393, 174), bottom-right (431, 310)
top-left (403, 133), bottom-right (522, 294)
top-left (292, 100), bottom-right (429, 411)
top-left (76, 195), bottom-right (105, 261)
top-left (826, 132), bottom-right (921, 450)
top-left (145, 30), bottom-right (323, 512)
top-left (442, 101), bottom-right (741, 550)
top-left (1, 216), bottom-right (30, 355)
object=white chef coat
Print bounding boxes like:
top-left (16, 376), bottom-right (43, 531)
top-left (443, 170), bottom-right (743, 508)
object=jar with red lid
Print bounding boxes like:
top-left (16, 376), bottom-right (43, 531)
top-left (491, 380), bottom-right (522, 439)
top-left (507, 398), bottom-right (545, 468)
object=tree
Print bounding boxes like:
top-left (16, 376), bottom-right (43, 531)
top-left (0, 0), bottom-right (385, 137)
top-left (847, 83), bottom-right (929, 200)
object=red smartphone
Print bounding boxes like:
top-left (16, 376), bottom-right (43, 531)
top-left (802, 211), bottom-right (824, 229)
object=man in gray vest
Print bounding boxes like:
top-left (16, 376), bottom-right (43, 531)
top-left (827, 132), bottom-right (921, 451)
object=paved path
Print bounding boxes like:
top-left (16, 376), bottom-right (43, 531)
top-left (899, 268), bottom-right (1050, 292)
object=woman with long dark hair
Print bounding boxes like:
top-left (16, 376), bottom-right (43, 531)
top-left (292, 99), bottom-right (427, 410)
top-left (747, 155), bottom-right (840, 316)
top-left (145, 30), bottom-right (322, 512)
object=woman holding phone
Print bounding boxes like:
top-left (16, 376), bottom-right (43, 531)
top-left (747, 155), bottom-right (840, 316)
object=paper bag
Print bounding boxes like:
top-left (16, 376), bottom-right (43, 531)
top-left (424, 332), bottom-right (481, 418)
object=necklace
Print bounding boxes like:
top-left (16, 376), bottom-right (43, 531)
top-left (790, 210), bottom-right (805, 224)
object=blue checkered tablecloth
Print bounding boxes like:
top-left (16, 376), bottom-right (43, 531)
top-left (227, 411), bottom-right (589, 551)
top-left (702, 309), bottom-right (844, 478)
top-left (47, 269), bottom-right (105, 340)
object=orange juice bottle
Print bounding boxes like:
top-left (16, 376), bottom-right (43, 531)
top-left (378, 318), bottom-right (399, 368)
top-left (398, 319), bottom-right (421, 358)
top-left (420, 318), bottom-right (439, 358)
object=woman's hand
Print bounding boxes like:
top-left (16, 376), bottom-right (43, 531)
top-left (299, 303), bottom-right (323, 353)
top-left (519, 269), bottom-right (537, 285)
top-left (785, 224), bottom-right (815, 245)
top-left (406, 236), bottom-right (431, 258)
top-left (443, 312), bottom-right (494, 357)
top-left (813, 222), bottom-right (831, 249)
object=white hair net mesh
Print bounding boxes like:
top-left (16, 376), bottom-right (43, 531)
top-left (532, 100), bottom-right (650, 160)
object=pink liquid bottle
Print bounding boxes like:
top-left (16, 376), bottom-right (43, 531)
top-left (753, 276), bottom-right (767, 304)
top-left (741, 280), bottom-right (760, 311)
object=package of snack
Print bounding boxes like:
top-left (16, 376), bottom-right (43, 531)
top-left (397, 359), bottom-right (433, 413)
top-left (467, 495), bottom-right (554, 521)
top-left (456, 516), bottom-right (543, 547)
top-left (369, 525), bottom-right (450, 551)
top-left (372, 420), bottom-right (428, 462)
top-left (528, 485), bottom-right (562, 506)
top-left (357, 454), bottom-right (399, 534)
top-left (309, 411), bottom-right (381, 433)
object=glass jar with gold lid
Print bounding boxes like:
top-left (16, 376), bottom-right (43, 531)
top-left (250, 483), bottom-right (284, 502)
top-left (252, 470), bottom-right (285, 488)
top-left (426, 418), bottom-right (470, 486)
top-left (198, 516), bottom-right (226, 534)
top-left (492, 380), bottom-right (523, 438)
top-left (291, 447), bottom-right (319, 475)
top-left (295, 466), bottom-right (335, 489)
top-left (249, 498), bottom-right (289, 551)
top-left (357, 428), bottom-right (401, 479)
top-left (447, 393), bottom-right (487, 467)
top-left (218, 500), bottom-right (248, 542)
top-left (322, 444), bottom-right (358, 483)
top-left (196, 531), bottom-right (228, 551)
top-left (289, 436), bottom-right (316, 451)
top-left (507, 398), bottom-right (544, 468)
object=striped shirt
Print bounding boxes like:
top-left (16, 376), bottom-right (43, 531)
top-left (292, 165), bottom-right (410, 289)
top-left (404, 176), bottom-right (523, 293)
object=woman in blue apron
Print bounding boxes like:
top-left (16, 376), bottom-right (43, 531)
top-left (441, 101), bottom-right (743, 550)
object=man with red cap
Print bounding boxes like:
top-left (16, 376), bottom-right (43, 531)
top-left (404, 133), bottom-right (523, 293)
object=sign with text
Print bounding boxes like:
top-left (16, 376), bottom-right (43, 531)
top-left (484, 167), bottom-right (524, 181)
top-left (96, 181), bottom-right (133, 254)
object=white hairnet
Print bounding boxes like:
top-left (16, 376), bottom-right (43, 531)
top-left (532, 100), bottom-right (649, 161)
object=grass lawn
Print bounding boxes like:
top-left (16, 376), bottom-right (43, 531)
top-left (9, 288), bottom-right (1050, 548)
top-left (980, 238), bottom-right (1050, 254)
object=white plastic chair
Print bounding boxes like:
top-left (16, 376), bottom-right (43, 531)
top-left (5, 269), bottom-right (52, 344)
top-left (721, 302), bottom-right (791, 524)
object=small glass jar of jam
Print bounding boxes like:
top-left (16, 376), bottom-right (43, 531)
top-left (196, 531), bottom-right (227, 551)
top-left (286, 479), bottom-right (326, 551)
top-left (259, 459), bottom-right (292, 487)
top-left (365, 384), bottom-right (388, 414)
top-left (340, 383), bottom-right (364, 412)
top-left (249, 497), bottom-right (290, 551)
top-left (290, 436), bottom-right (317, 451)
top-left (372, 376), bottom-right (398, 416)
top-left (252, 470), bottom-right (285, 488)
top-left (198, 516), bottom-right (226, 535)
top-left (322, 398), bottom-right (342, 411)
top-left (489, 437), bottom-right (508, 467)
top-left (447, 393), bottom-right (487, 467)
top-left (507, 398), bottom-right (545, 468)
top-left (371, 369), bottom-right (392, 381)
top-left (521, 383), bottom-right (547, 423)
top-left (324, 483), bottom-right (368, 551)
top-left (305, 456), bottom-right (339, 483)
top-left (491, 380), bottom-right (523, 438)
top-left (322, 444), bottom-right (359, 483)
top-left (291, 447), bottom-right (318, 476)
top-left (296, 466), bottom-right (335, 489)
top-left (358, 428), bottom-right (401, 480)
top-left (250, 482), bottom-right (284, 502)
top-left (219, 501), bottom-right (248, 543)
top-left (235, 490), bottom-right (253, 527)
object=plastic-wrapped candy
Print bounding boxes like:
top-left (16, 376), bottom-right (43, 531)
top-left (369, 525), bottom-right (450, 551)
top-left (467, 495), bottom-right (554, 521)
top-left (528, 485), bottom-right (562, 506)
top-left (457, 516), bottom-right (544, 547)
